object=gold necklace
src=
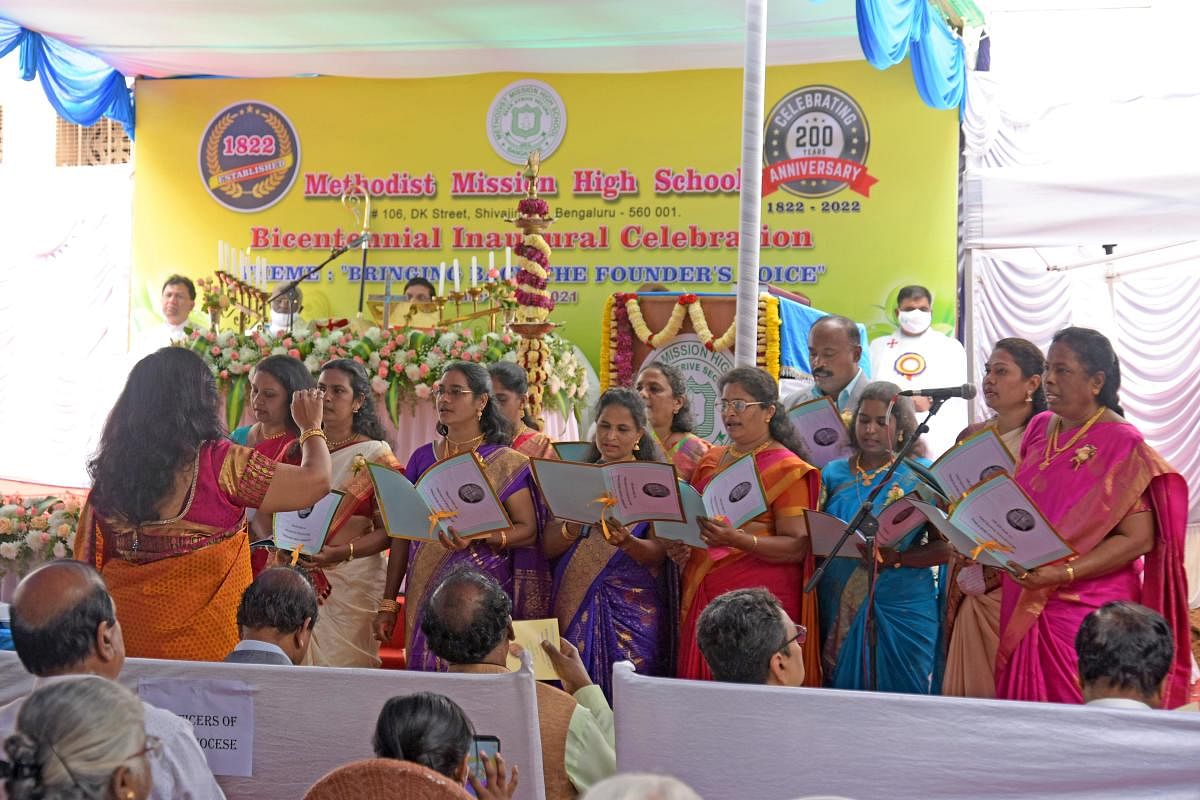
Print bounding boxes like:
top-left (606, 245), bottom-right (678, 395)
top-left (257, 425), bottom-right (288, 441)
top-left (441, 433), bottom-right (485, 459)
top-left (722, 438), bottom-right (772, 467)
top-left (1039, 407), bottom-right (1106, 470)
top-left (326, 432), bottom-right (359, 449)
top-left (853, 454), bottom-right (893, 486)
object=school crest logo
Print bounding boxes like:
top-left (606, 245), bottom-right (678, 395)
top-left (487, 80), bottom-right (567, 165)
top-left (643, 335), bottom-right (733, 445)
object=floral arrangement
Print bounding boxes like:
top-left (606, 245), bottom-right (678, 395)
top-left (600, 292), bottom-right (782, 389)
top-left (182, 326), bottom-right (589, 429)
top-left (195, 275), bottom-right (232, 325)
top-left (513, 233), bottom-right (554, 320)
top-left (0, 496), bottom-right (80, 577)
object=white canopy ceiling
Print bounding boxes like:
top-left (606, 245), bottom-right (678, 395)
top-left (0, 0), bottom-right (861, 78)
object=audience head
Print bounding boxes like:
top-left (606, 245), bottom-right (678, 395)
top-left (1076, 601), bottom-right (1173, 708)
top-left (582, 773), bottom-right (702, 800)
top-left (849, 381), bottom-right (916, 457)
top-left (636, 283), bottom-right (671, 293)
top-left (588, 387), bottom-right (661, 464)
top-left (404, 277), bottom-right (436, 302)
top-left (2, 676), bottom-right (152, 800)
top-left (89, 347), bottom-right (223, 525)
top-left (894, 285), bottom-right (933, 335)
top-left (236, 567), bottom-right (319, 665)
top-left (160, 275), bottom-right (196, 326)
top-left (983, 338), bottom-right (1047, 424)
top-left (422, 568), bottom-right (512, 665)
top-left (270, 286), bottom-right (303, 316)
top-left (718, 367), bottom-right (807, 459)
top-left (1048, 327), bottom-right (1125, 418)
top-left (10, 561), bottom-right (124, 680)
top-left (373, 691), bottom-right (474, 784)
top-left (636, 361), bottom-right (695, 435)
top-left (251, 354), bottom-right (317, 435)
top-left (697, 588), bottom-right (806, 687)
top-left (436, 361), bottom-right (513, 445)
top-left (318, 358), bottom-right (387, 441)
top-left (807, 315), bottom-right (862, 397)
top-left (488, 361), bottom-right (539, 431)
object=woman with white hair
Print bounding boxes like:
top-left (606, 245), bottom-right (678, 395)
top-left (1, 676), bottom-right (154, 800)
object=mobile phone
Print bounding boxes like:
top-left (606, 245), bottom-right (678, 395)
top-left (466, 735), bottom-right (501, 797)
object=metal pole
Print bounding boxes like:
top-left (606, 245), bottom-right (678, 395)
top-left (733, 0), bottom-right (768, 367)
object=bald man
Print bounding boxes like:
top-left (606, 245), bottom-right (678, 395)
top-left (0, 561), bottom-right (225, 800)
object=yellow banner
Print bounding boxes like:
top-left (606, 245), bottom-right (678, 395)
top-left (132, 62), bottom-right (959, 366)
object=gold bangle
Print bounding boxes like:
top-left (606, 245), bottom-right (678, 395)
top-left (560, 522), bottom-right (579, 542)
top-left (299, 428), bottom-right (327, 447)
top-left (497, 530), bottom-right (509, 550)
top-left (377, 598), bottom-right (400, 614)
top-left (1065, 563), bottom-right (1075, 584)
top-left (348, 541), bottom-right (355, 562)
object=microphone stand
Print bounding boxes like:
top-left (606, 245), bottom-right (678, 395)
top-left (267, 235), bottom-right (365, 333)
top-left (803, 396), bottom-right (948, 692)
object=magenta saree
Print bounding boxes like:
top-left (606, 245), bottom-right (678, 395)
top-left (996, 412), bottom-right (1191, 707)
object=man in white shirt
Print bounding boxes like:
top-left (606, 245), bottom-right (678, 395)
top-left (224, 567), bottom-right (317, 666)
top-left (783, 315), bottom-right (867, 414)
top-left (131, 275), bottom-right (203, 360)
top-left (868, 285), bottom-right (968, 459)
top-left (0, 561), bottom-right (225, 799)
top-left (1076, 601), bottom-right (1174, 711)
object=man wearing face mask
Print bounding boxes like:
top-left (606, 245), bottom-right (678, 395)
top-left (868, 285), bottom-right (967, 459)
top-left (268, 286), bottom-right (308, 335)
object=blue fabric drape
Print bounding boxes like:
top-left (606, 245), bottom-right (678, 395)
top-left (0, 18), bottom-right (134, 138)
top-left (856, 0), bottom-right (965, 111)
top-left (777, 296), bottom-right (872, 377)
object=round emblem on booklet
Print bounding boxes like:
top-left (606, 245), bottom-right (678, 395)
top-left (764, 85), bottom-right (870, 198)
top-left (199, 101), bottom-right (300, 212)
top-left (642, 482), bottom-right (671, 499)
top-left (728, 482), bottom-right (753, 504)
top-left (1005, 508), bottom-right (1036, 532)
top-left (458, 484), bottom-right (486, 504)
top-left (487, 80), bottom-right (567, 165)
top-left (813, 427), bottom-right (840, 447)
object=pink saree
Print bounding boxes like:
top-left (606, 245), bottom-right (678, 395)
top-left (996, 412), bottom-right (1191, 707)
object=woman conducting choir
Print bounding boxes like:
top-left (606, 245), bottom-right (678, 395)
top-left (675, 367), bottom-right (822, 685)
top-left (817, 381), bottom-right (949, 694)
top-left (76, 347), bottom-right (332, 661)
top-left (636, 361), bottom-right (711, 482)
top-left (488, 361), bottom-right (556, 460)
top-left (295, 358), bottom-right (404, 668)
top-left (996, 327), bottom-right (1190, 706)
top-left (373, 361), bottom-right (552, 670)
top-left (546, 388), bottom-right (673, 698)
top-left (942, 338), bottom-right (1045, 698)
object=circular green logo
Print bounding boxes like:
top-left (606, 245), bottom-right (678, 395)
top-left (487, 80), bottom-right (567, 165)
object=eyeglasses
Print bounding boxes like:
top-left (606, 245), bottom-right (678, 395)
top-left (434, 386), bottom-right (474, 398)
top-left (129, 735), bottom-right (163, 760)
top-left (780, 625), bottom-right (807, 651)
top-left (718, 400), bottom-right (769, 414)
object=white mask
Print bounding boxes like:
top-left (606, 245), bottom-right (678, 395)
top-left (269, 309), bottom-right (297, 331)
top-left (898, 309), bottom-right (932, 335)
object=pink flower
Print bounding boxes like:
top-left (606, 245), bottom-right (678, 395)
top-left (418, 364), bottom-right (430, 378)
top-left (340, 335), bottom-right (351, 345)
top-left (353, 356), bottom-right (364, 364)
top-left (288, 348), bottom-right (301, 359)
top-left (210, 346), bottom-right (221, 356)
top-left (377, 365), bottom-right (389, 378)
top-left (190, 331), bottom-right (200, 340)
top-left (283, 338), bottom-right (294, 348)
top-left (230, 351), bottom-right (240, 361)
top-left (220, 369), bottom-right (230, 380)
top-left (487, 268), bottom-right (500, 279)
top-left (414, 384), bottom-right (432, 401)
top-left (501, 335), bottom-right (513, 345)
top-left (39, 531), bottom-right (51, 545)
top-left (206, 332), bottom-right (217, 342)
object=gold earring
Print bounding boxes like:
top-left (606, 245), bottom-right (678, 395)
top-left (634, 441), bottom-right (641, 452)
top-left (1025, 390), bottom-right (1033, 403)
top-left (125, 792), bottom-right (136, 800)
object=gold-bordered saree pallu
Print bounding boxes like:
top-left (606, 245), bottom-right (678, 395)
top-left (677, 444), bottom-right (823, 687)
top-left (403, 442), bottom-right (553, 671)
top-left (75, 439), bottom-right (276, 662)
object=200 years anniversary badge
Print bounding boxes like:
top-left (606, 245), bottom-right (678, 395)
top-left (762, 85), bottom-right (878, 199)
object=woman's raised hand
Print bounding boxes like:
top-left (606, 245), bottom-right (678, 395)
top-left (291, 388), bottom-right (325, 431)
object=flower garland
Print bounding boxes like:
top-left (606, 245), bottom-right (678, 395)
top-left (0, 495), bottom-right (80, 576)
top-left (621, 293), bottom-right (736, 352)
top-left (513, 233), bottom-right (555, 319)
top-left (612, 294), bottom-right (636, 387)
top-left (757, 295), bottom-right (781, 381)
top-left (598, 294), bottom-right (615, 390)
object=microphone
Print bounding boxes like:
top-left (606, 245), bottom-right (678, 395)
top-left (897, 384), bottom-right (977, 400)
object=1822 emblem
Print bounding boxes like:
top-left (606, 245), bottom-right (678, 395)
top-left (199, 101), bottom-right (300, 212)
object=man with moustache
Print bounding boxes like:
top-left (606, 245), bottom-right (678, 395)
top-left (783, 314), bottom-right (867, 414)
top-left (130, 274), bottom-right (205, 360)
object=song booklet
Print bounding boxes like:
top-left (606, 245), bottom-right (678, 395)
top-left (368, 454), bottom-right (511, 541)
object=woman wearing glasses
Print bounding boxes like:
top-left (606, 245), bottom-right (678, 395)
top-left (817, 381), bottom-right (949, 694)
top-left (674, 367), bottom-right (822, 685)
top-left (1, 676), bottom-right (154, 800)
top-left (373, 361), bottom-right (552, 671)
